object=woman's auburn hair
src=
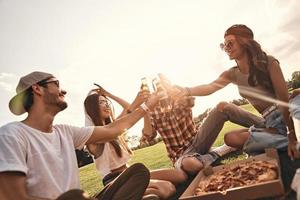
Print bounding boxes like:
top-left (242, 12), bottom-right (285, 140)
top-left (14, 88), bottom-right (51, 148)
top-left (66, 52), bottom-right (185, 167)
top-left (236, 36), bottom-right (275, 93)
top-left (84, 93), bottom-right (122, 158)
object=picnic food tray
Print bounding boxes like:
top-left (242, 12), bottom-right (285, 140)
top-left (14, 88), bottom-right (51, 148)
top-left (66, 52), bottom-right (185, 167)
top-left (179, 149), bottom-right (284, 200)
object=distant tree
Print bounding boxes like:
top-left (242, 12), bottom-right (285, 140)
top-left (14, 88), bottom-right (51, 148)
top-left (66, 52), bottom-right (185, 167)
top-left (127, 135), bottom-right (140, 148)
top-left (139, 134), bottom-right (149, 147)
top-left (291, 71), bottom-right (300, 89)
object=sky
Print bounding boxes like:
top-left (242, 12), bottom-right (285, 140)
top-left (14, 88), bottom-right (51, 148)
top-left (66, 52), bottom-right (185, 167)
top-left (0, 0), bottom-right (299, 139)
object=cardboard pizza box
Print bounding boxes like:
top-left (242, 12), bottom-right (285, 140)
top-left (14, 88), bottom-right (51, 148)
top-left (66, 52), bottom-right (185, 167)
top-left (179, 149), bottom-right (284, 200)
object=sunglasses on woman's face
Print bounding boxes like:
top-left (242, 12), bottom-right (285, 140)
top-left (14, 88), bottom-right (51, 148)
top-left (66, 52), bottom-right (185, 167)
top-left (99, 100), bottom-right (111, 107)
top-left (220, 40), bottom-right (235, 51)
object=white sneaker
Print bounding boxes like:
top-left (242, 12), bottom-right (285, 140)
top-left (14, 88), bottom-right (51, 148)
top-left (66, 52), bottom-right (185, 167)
top-left (212, 144), bottom-right (237, 157)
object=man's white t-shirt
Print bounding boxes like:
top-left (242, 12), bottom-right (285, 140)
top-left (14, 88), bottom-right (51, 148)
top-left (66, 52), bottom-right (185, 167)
top-left (0, 121), bottom-right (94, 199)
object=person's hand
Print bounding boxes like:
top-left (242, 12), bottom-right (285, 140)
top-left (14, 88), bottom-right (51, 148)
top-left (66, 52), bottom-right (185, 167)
top-left (288, 139), bottom-right (300, 160)
top-left (134, 90), bottom-right (151, 106)
top-left (144, 91), bottom-right (164, 110)
top-left (289, 88), bottom-right (300, 100)
top-left (92, 83), bottom-right (110, 96)
top-left (129, 90), bottom-right (150, 112)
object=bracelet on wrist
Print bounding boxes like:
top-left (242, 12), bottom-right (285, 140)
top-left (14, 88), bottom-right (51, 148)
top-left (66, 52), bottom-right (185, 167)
top-left (140, 102), bottom-right (150, 112)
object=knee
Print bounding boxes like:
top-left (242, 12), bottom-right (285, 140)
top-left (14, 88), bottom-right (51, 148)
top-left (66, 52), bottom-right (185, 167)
top-left (131, 163), bottom-right (148, 171)
top-left (130, 163), bottom-right (150, 178)
top-left (216, 101), bottom-right (229, 112)
top-left (224, 132), bottom-right (233, 146)
top-left (224, 131), bottom-right (249, 149)
top-left (210, 102), bottom-right (230, 118)
top-left (181, 157), bottom-right (203, 175)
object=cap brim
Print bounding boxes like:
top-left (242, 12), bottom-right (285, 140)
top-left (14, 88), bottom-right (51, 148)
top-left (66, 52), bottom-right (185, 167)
top-left (9, 91), bottom-right (26, 115)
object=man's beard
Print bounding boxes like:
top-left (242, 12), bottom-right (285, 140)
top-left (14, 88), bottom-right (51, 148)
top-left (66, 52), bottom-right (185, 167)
top-left (44, 90), bottom-right (68, 111)
top-left (57, 101), bottom-right (68, 111)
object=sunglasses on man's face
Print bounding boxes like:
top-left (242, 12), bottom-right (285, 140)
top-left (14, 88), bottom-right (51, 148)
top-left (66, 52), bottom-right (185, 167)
top-left (220, 40), bottom-right (235, 51)
top-left (39, 80), bottom-right (60, 88)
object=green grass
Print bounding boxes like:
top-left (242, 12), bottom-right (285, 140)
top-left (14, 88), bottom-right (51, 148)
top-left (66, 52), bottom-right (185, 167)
top-left (79, 104), bottom-right (258, 196)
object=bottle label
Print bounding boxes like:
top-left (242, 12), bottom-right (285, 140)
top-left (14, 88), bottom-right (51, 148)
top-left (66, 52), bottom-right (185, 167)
top-left (141, 84), bottom-right (149, 91)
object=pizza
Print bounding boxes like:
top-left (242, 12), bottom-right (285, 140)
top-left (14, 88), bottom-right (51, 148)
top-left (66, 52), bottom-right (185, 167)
top-left (195, 160), bottom-right (278, 195)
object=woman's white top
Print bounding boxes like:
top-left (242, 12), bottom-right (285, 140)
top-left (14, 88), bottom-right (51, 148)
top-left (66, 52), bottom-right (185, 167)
top-left (85, 109), bottom-right (131, 177)
top-left (94, 142), bottom-right (131, 177)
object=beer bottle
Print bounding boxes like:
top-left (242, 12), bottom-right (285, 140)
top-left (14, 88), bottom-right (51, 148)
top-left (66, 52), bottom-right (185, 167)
top-left (152, 77), bottom-right (172, 112)
top-left (140, 77), bottom-right (150, 92)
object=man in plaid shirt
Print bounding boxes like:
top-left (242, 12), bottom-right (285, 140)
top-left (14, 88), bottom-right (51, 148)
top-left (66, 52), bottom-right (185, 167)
top-left (142, 76), bottom-right (263, 175)
top-left (142, 95), bottom-right (225, 175)
top-left (144, 96), bottom-right (197, 164)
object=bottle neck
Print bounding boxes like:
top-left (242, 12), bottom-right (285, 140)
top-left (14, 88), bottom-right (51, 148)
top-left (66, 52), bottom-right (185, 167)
top-left (141, 84), bottom-right (149, 91)
top-left (156, 83), bottom-right (164, 91)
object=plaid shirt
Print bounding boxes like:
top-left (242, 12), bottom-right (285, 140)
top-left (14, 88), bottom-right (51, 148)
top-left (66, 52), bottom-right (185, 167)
top-left (149, 102), bottom-right (196, 164)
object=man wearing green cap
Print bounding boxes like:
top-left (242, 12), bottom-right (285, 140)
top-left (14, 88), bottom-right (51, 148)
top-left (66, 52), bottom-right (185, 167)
top-left (0, 71), bottom-right (161, 200)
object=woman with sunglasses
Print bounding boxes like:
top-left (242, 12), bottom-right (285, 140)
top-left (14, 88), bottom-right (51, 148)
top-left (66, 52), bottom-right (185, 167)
top-left (174, 24), bottom-right (299, 160)
top-left (84, 86), bottom-right (187, 200)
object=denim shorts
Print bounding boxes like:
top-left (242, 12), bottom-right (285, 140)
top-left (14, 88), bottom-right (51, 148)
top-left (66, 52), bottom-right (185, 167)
top-left (174, 152), bottom-right (219, 170)
top-left (290, 94), bottom-right (300, 120)
top-left (243, 108), bottom-right (288, 155)
top-left (289, 94), bottom-right (300, 140)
